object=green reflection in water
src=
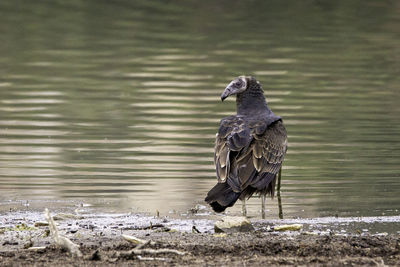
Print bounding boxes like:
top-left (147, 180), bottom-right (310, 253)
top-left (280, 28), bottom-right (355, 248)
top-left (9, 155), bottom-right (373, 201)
top-left (0, 0), bottom-right (399, 218)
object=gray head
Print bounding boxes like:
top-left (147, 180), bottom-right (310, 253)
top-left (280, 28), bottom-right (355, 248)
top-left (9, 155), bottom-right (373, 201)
top-left (221, 76), bottom-right (247, 101)
top-left (220, 76), bottom-right (270, 115)
top-left (220, 76), bottom-right (263, 101)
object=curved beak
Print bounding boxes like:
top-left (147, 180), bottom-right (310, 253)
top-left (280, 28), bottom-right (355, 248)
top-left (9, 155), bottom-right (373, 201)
top-left (221, 84), bottom-right (235, 101)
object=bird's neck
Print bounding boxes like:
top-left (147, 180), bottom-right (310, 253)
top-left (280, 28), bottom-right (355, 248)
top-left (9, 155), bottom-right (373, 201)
top-left (236, 87), bottom-right (269, 116)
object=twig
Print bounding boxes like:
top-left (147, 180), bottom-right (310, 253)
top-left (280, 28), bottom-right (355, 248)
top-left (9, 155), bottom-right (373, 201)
top-left (44, 208), bottom-right (82, 257)
top-left (123, 223), bottom-right (166, 230)
top-left (119, 246), bottom-right (186, 258)
top-left (118, 237), bottom-right (187, 260)
top-left (122, 234), bottom-right (146, 244)
top-left (192, 226), bottom-right (201, 233)
top-left (122, 235), bottom-right (156, 247)
top-left (137, 255), bottom-right (167, 261)
top-left (138, 224), bottom-right (165, 230)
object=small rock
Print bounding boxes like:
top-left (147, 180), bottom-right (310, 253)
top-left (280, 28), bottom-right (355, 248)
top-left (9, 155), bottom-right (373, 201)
top-left (79, 224), bottom-right (96, 230)
top-left (67, 229), bottom-right (79, 234)
top-left (301, 231), bottom-right (318, 236)
top-left (44, 229), bottom-right (50, 237)
top-left (273, 224), bottom-right (303, 231)
top-left (213, 233), bottom-right (227, 238)
top-left (88, 249), bottom-right (101, 261)
top-left (23, 240), bottom-right (34, 249)
top-left (53, 213), bottom-right (84, 220)
top-left (214, 216), bottom-right (254, 233)
top-left (34, 221), bottom-right (49, 227)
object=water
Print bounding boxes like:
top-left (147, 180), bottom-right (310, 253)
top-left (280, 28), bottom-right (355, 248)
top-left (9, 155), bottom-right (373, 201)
top-left (0, 0), bottom-right (399, 219)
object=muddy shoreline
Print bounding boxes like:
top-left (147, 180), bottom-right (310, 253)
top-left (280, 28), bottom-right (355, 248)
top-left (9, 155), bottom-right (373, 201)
top-left (1, 210), bottom-right (400, 266)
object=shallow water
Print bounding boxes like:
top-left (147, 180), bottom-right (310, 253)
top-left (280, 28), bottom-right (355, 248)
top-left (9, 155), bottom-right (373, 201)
top-left (0, 0), bottom-right (400, 219)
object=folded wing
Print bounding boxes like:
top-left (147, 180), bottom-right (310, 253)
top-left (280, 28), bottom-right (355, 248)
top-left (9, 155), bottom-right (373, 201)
top-left (214, 116), bottom-right (287, 197)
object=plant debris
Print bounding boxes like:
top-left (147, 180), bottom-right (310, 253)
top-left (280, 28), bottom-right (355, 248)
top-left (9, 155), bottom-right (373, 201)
top-left (273, 224), bottom-right (303, 231)
top-left (44, 208), bottom-right (82, 257)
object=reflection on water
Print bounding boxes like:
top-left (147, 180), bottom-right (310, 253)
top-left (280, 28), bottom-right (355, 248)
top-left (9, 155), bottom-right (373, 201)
top-left (0, 0), bottom-right (400, 218)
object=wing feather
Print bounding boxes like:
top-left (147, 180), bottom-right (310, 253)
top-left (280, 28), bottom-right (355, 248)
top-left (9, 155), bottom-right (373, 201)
top-left (252, 140), bottom-right (263, 158)
top-left (214, 116), bottom-right (251, 184)
top-left (214, 116), bottom-right (287, 196)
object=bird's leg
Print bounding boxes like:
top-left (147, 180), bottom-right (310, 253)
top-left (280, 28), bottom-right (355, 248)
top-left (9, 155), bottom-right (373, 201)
top-left (242, 199), bottom-right (247, 217)
top-left (277, 167), bottom-right (283, 219)
top-left (261, 194), bottom-right (266, 219)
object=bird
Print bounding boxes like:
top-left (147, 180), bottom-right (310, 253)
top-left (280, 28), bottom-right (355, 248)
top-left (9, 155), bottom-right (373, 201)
top-left (205, 76), bottom-right (288, 218)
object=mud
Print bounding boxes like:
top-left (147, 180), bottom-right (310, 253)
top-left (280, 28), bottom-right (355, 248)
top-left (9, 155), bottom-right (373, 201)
top-left (1, 210), bottom-right (400, 266)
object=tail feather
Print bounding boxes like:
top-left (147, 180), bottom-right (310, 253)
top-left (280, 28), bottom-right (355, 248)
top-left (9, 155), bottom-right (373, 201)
top-left (205, 183), bottom-right (240, 212)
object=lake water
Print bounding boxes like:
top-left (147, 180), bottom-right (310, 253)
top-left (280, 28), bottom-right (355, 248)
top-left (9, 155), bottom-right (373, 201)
top-left (0, 0), bottom-right (399, 219)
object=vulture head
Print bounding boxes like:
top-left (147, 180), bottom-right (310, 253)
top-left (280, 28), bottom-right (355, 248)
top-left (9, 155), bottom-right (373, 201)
top-left (220, 76), bottom-right (262, 101)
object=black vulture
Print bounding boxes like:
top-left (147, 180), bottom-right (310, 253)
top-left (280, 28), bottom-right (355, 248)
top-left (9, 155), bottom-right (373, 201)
top-left (205, 76), bottom-right (288, 217)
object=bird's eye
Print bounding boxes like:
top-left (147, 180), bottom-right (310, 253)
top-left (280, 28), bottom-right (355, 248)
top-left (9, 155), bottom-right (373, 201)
top-left (235, 81), bottom-right (242, 87)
